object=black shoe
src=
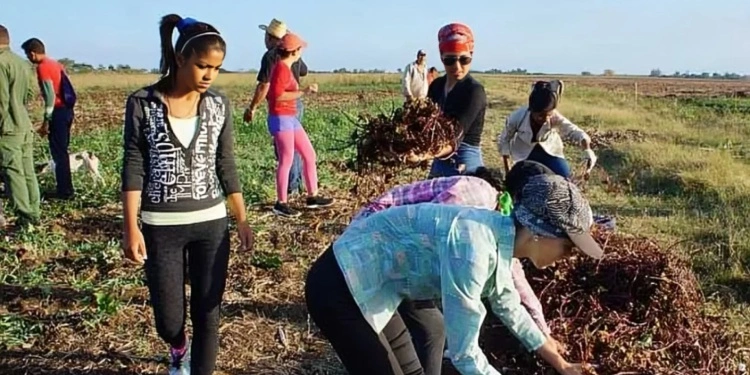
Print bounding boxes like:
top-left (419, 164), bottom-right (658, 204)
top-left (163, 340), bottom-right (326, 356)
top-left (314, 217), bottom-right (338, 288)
top-left (15, 216), bottom-right (40, 230)
top-left (273, 202), bottom-right (301, 218)
top-left (306, 196), bottom-right (334, 209)
top-left (44, 191), bottom-right (75, 201)
top-left (58, 193), bottom-right (75, 201)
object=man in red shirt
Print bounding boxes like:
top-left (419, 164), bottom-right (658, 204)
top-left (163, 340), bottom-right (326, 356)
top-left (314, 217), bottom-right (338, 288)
top-left (22, 38), bottom-right (76, 200)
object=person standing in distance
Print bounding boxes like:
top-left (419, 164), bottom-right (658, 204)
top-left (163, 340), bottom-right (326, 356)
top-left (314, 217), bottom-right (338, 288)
top-left (0, 25), bottom-right (41, 228)
top-left (244, 18), bottom-right (306, 197)
top-left (427, 67), bottom-right (439, 86)
top-left (21, 37), bottom-right (76, 200)
top-left (402, 49), bottom-right (429, 102)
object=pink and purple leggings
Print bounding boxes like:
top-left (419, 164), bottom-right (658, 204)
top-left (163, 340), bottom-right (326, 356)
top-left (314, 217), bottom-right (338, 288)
top-left (268, 115), bottom-right (318, 202)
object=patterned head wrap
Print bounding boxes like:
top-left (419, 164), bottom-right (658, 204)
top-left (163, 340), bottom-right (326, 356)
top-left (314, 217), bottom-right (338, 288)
top-left (438, 23), bottom-right (474, 54)
top-left (514, 174), bottom-right (603, 259)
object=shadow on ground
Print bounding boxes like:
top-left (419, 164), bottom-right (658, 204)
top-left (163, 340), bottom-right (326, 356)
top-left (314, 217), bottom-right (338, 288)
top-left (222, 299), bottom-right (308, 324)
top-left (718, 276), bottom-right (750, 304)
top-left (0, 348), bottom-right (161, 375)
top-left (0, 283), bottom-right (149, 308)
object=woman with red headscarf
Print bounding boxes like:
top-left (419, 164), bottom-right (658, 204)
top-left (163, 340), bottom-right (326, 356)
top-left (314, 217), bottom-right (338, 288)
top-left (422, 23), bottom-right (488, 178)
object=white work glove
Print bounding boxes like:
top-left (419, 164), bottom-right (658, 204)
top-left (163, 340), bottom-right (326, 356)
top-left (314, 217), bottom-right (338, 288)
top-left (583, 148), bottom-right (597, 174)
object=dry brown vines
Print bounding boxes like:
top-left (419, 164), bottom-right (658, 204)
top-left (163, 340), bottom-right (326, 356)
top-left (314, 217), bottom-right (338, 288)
top-left (479, 230), bottom-right (743, 375)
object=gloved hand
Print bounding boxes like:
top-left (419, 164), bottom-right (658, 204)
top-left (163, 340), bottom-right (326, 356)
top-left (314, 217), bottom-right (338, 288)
top-left (498, 192), bottom-right (513, 216)
top-left (583, 148), bottom-right (597, 174)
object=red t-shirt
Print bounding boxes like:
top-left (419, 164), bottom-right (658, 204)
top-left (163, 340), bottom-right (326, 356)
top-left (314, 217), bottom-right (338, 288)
top-left (267, 61), bottom-right (298, 116)
top-left (36, 58), bottom-right (64, 108)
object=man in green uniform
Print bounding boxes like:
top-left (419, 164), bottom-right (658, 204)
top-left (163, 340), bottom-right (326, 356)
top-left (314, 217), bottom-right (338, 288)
top-left (0, 25), bottom-right (41, 228)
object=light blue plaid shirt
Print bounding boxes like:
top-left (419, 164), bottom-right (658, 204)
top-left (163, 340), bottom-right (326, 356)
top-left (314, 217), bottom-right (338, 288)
top-left (332, 203), bottom-right (547, 375)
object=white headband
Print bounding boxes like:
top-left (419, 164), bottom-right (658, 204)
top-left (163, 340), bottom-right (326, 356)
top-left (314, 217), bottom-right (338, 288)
top-left (178, 32), bottom-right (221, 54)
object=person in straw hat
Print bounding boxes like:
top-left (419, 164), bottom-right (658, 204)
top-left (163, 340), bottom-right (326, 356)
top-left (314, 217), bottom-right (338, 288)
top-left (244, 18), bottom-right (308, 198)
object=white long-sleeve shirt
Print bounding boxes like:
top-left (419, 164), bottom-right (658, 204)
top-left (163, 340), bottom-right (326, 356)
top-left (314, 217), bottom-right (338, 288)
top-left (402, 62), bottom-right (428, 99)
top-left (497, 106), bottom-right (590, 163)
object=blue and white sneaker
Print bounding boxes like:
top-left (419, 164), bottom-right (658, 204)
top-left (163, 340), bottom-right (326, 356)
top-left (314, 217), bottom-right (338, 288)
top-left (168, 342), bottom-right (191, 375)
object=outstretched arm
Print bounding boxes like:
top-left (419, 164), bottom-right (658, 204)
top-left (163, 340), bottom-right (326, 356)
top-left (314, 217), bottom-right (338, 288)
top-left (510, 259), bottom-right (551, 334)
top-left (553, 111), bottom-right (591, 150)
top-left (247, 53), bottom-right (273, 114)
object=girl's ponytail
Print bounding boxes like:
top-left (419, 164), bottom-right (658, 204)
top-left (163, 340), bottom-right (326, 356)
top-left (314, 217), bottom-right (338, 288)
top-left (555, 79), bottom-right (565, 100)
top-left (158, 14), bottom-right (183, 90)
top-left (155, 14), bottom-right (225, 93)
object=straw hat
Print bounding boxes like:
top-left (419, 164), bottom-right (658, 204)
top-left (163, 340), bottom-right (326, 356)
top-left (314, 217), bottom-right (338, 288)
top-left (258, 18), bottom-right (287, 39)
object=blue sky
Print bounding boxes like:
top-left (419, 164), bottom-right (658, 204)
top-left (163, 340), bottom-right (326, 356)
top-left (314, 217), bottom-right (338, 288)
top-left (3, 0), bottom-right (749, 75)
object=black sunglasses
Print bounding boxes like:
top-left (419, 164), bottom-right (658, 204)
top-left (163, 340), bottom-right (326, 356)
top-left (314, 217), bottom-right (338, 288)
top-left (442, 55), bottom-right (473, 66)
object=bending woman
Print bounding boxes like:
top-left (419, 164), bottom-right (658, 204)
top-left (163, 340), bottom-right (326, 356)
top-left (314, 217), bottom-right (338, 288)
top-left (350, 162), bottom-right (557, 375)
top-left (498, 80), bottom-right (596, 178)
top-left (120, 15), bottom-right (254, 375)
top-left (423, 23), bottom-right (488, 178)
top-left (266, 32), bottom-right (333, 218)
top-left (305, 173), bottom-right (603, 375)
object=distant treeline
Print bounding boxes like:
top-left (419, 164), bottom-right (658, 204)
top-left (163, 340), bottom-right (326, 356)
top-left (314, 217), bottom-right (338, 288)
top-left (648, 68), bottom-right (747, 80)
top-left (54, 58), bottom-right (749, 80)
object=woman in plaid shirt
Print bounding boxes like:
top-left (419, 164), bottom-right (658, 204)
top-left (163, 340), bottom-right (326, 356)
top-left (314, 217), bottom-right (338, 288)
top-left (306, 169), bottom-right (601, 375)
top-left (351, 161), bottom-right (558, 375)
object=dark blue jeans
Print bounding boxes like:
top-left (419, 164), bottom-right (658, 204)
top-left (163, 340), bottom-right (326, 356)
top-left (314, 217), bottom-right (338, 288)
top-left (525, 144), bottom-right (571, 178)
top-left (428, 143), bottom-right (484, 179)
top-left (49, 107), bottom-right (74, 196)
top-left (273, 99), bottom-right (303, 195)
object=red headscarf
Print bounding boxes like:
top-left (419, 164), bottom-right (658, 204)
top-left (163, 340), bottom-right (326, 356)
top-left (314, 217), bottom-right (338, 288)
top-left (438, 23), bottom-right (474, 54)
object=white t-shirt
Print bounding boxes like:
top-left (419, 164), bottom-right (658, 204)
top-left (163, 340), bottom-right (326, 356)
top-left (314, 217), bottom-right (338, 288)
top-left (402, 62), bottom-right (429, 99)
top-left (168, 115), bottom-right (199, 147)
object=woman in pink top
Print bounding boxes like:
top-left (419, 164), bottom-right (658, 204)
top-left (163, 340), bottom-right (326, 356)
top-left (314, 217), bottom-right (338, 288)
top-left (354, 161), bottom-right (560, 375)
top-left (265, 32), bottom-right (333, 218)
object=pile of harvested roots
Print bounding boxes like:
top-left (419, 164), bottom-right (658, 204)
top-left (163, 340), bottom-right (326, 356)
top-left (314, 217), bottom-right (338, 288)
top-left (476, 230), bottom-right (744, 375)
top-left (348, 99), bottom-right (461, 172)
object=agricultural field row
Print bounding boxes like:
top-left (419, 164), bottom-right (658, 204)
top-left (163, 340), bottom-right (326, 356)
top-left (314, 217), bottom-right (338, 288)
top-left (0, 73), bottom-right (747, 374)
